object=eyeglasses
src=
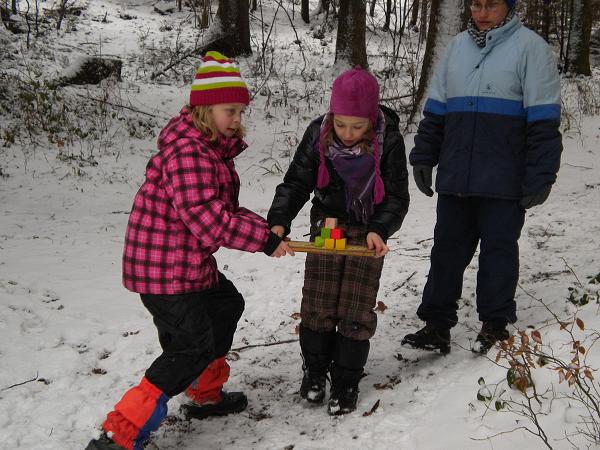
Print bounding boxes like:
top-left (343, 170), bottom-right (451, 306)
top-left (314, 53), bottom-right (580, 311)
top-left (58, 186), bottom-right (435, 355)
top-left (469, 2), bottom-right (504, 12)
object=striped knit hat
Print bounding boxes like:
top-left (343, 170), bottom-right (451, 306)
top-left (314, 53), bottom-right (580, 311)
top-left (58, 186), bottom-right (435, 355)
top-left (190, 51), bottom-right (250, 106)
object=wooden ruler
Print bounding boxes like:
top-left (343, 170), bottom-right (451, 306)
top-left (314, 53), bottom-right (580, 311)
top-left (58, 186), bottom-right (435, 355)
top-left (287, 240), bottom-right (376, 257)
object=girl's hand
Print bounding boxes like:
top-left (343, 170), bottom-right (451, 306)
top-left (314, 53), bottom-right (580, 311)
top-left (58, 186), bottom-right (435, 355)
top-left (270, 240), bottom-right (295, 258)
top-left (271, 225), bottom-right (285, 237)
top-left (366, 232), bottom-right (389, 258)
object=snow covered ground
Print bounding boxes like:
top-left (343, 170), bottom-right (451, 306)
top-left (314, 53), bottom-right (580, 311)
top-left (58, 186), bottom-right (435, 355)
top-left (1, 1), bottom-right (599, 449)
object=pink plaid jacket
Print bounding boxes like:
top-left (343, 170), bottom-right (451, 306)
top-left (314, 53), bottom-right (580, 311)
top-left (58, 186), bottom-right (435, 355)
top-left (122, 107), bottom-right (270, 294)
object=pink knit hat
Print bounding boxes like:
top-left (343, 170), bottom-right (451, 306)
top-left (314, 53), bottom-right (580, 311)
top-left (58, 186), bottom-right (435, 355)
top-left (330, 66), bottom-right (380, 124)
top-left (190, 51), bottom-right (250, 106)
top-left (317, 67), bottom-right (385, 205)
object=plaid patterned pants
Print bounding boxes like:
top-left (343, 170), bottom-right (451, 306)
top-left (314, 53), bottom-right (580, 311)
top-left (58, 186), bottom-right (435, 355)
top-left (301, 222), bottom-right (384, 341)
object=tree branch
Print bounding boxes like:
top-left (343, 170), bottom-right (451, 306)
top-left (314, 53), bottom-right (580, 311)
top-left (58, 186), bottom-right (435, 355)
top-left (2, 372), bottom-right (39, 391)
top-left (231, 338), bottom-right (298, 352)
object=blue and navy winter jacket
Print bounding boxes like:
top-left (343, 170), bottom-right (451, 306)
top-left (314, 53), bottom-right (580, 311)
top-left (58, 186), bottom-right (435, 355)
top-left (410, 16), bottom-right (562, 199)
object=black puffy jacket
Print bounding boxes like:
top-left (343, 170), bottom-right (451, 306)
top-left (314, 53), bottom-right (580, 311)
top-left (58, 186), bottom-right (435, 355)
top-left (267, 105), bottom-right (409, 241)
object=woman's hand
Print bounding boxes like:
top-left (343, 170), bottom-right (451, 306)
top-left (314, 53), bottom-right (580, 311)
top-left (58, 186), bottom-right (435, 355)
top-left (366, 232), bottom-right (389, 258)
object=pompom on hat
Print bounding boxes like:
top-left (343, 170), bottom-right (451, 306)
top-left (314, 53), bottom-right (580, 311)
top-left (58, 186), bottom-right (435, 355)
top-left (317, 67), bottom-right (385, 205)
top-left (190, 51), bottom-right (250, 106)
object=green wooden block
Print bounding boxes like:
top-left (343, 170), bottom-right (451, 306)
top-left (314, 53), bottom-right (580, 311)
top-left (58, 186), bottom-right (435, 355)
top-left (320, 227), bottom-right (331, 239)
top-left (314, 236), bottom-right (325, 247)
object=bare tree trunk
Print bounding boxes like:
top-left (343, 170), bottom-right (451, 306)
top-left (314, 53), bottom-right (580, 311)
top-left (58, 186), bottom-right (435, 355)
top-left (383, 0), bottom-right (392, 30)
top-left (23, 0), bottom-right (30, 47)
top-left (419, 0), bottom-right (428, 43)
top-left (251, 0), bottom-right (257, 12)
top-left (201, 0), bottom-right (210, 28)
top-left (335, 0), bottom-right (367, 68)
top-left (34, 0), bottom-right (38, 36)
top-left (525, 0), bottom-right (540, 33)
top-left (370, 0), bottom-right (376, 17)
top-left (210, 0), bottom-right (252, 56)
top-left (558, 0), bottom-right (567, 60)
top-left (56, 0), bottom-right (69, 31)
top-left (542, 0), bottom-right (550, 41)
top-left (301, 0), bottom-right (309, 22)
top-left (11, 0), bottom-right (17, 14)
top-left (565, 0), bottom-right (592, 75)
top-left (410, 0), bottom-right (419, 27)
top-left (410, 0), bottom-right (464, 124)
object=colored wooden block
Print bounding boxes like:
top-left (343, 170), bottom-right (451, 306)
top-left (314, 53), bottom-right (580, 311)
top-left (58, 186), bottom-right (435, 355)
top-left (314, 236), bottom-right (325, 247)
top-left (324, 218), bottom-right (338, 228)
top-left (324, 238), bottom-right (335, 249)
top-left (335, 238), bottom-right (347, 250)
top-left (320, 227), bottom-right (331, 239)
top-left (331, 228), bottom-right (343, 240)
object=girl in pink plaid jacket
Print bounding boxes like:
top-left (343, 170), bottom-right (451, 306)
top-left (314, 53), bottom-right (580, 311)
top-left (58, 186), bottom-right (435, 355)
top-left (86, 51), bottom-right (293, 450)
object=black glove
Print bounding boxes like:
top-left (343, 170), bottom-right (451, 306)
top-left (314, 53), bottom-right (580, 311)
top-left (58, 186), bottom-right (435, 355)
top-left (263, 231), bottom-right (283, 256)
top-left (413, 165), bottom-right (434, 197)
top-left (520, 185), bottom-right (551, 209)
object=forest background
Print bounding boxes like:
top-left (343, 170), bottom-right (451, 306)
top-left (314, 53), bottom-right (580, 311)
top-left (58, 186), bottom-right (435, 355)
top-left (1, 0), bottom-right (600, 449)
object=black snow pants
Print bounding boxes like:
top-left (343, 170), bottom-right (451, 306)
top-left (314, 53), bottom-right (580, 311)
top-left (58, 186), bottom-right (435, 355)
top-left (140, 273), bottom-right (244, 397)
top-left (417, 194), bottom-right (525, 329)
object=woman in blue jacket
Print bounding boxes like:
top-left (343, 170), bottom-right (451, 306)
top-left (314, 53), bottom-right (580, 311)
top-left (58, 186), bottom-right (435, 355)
top-left (402, 0), bottom-right (562, 354)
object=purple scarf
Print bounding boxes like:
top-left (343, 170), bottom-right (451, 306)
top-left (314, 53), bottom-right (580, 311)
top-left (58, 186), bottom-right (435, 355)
top-left (316, 110), bottom-right (385, 223)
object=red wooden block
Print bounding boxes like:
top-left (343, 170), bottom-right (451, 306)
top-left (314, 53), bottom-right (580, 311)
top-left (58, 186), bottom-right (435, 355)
top-left (331, 228), bottom-right (344, 240)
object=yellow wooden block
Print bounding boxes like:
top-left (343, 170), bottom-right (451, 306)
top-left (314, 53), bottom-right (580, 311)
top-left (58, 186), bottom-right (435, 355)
top-left (324, 217), bottom-right (338, 228)
top-left (335, 238), bottom-right (347, 250)
top-left (324, 238), bottom-right (335, 249)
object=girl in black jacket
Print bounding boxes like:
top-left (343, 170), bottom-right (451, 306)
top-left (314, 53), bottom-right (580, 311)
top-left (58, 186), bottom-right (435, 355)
top-left (267, 67), bottom-right (409, 415)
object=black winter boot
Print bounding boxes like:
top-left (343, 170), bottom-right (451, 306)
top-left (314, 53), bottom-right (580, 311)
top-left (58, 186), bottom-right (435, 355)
top-left (299, 325), bottom-right (335, 404)
top-left (327, 334), bottom-right (369, 416)
top-left (401, 323), bottom-right (451, 354)
top-left (328, 364), bottom-right (362, 416)
top-left (85, 434), bottom-right (124, 450)
top-left (181, 391), bottom-right (248, 420)
top-left (472, 322), bottom-right (510, 354)
top-left (300, 358), bottom-right (328, 404)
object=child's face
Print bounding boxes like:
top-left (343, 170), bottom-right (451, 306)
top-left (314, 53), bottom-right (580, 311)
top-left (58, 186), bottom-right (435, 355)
top-left (211, 103), bottom-right (246, 138)
top-left (332, 114), bottom-right (371, 147)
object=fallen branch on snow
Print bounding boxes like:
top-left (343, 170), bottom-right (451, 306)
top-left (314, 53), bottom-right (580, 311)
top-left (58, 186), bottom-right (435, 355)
top-left (2, 372), bottom-right (38, 391)
top-left (231, 338), bottom-right (298, 352)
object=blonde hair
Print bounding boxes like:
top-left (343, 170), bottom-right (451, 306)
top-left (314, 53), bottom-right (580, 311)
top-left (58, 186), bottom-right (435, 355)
top-left (324, 114), bottom-right (374, 153)
top-left (189, 105), bottom-right (246, 141)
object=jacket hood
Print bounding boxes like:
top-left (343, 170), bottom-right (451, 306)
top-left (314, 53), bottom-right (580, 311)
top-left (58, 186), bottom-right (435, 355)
top-left (379, 104), bottom-right (401, 130)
